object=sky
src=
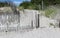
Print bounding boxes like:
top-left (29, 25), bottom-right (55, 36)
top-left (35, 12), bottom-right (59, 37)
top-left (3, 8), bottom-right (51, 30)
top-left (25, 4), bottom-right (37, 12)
top-left (0, 0), bottom-right (31, 6)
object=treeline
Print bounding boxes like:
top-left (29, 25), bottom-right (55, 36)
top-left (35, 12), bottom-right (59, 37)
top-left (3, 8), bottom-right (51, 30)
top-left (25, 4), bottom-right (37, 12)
top-left (19, 0), bottom-right (60, 10)
top-left (0, 2), bottom-right (9, 7)
top-left (31, 0), bottom-right (60, 5)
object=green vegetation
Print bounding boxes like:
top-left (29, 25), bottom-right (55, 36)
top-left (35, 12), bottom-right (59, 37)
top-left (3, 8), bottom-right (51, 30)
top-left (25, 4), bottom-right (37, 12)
top-left (45, 8), bottom-right (56, 17)
top-left (31, 0), bottom-right (60, 5)
top-left (19, 1), bottom-right (39, 10)
top-left (0, 2), bottom-right (9, 7)
top-left (49, 23), bottom-right (55, 28)
top-left (19, 0), bottom-right (41, 10)
top-left (19, 0), bottom-right (60, 10)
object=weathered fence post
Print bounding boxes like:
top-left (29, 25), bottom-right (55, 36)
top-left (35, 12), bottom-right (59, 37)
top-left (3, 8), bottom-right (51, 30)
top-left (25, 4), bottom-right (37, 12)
top-left (36, 13), bottom-right (40, 28)
top-left (31, 20), bottom-right (33, 29)
top-left (59, 21), bottom-right (60, 28)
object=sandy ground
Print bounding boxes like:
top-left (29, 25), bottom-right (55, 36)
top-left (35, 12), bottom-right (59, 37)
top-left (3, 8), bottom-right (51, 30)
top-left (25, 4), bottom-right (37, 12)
top-left (0, 28), bottom-right (60, 38)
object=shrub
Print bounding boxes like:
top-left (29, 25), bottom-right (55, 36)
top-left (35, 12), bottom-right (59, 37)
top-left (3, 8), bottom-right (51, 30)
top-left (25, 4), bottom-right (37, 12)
top-left (45, 8), bottom-right (55, 17)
